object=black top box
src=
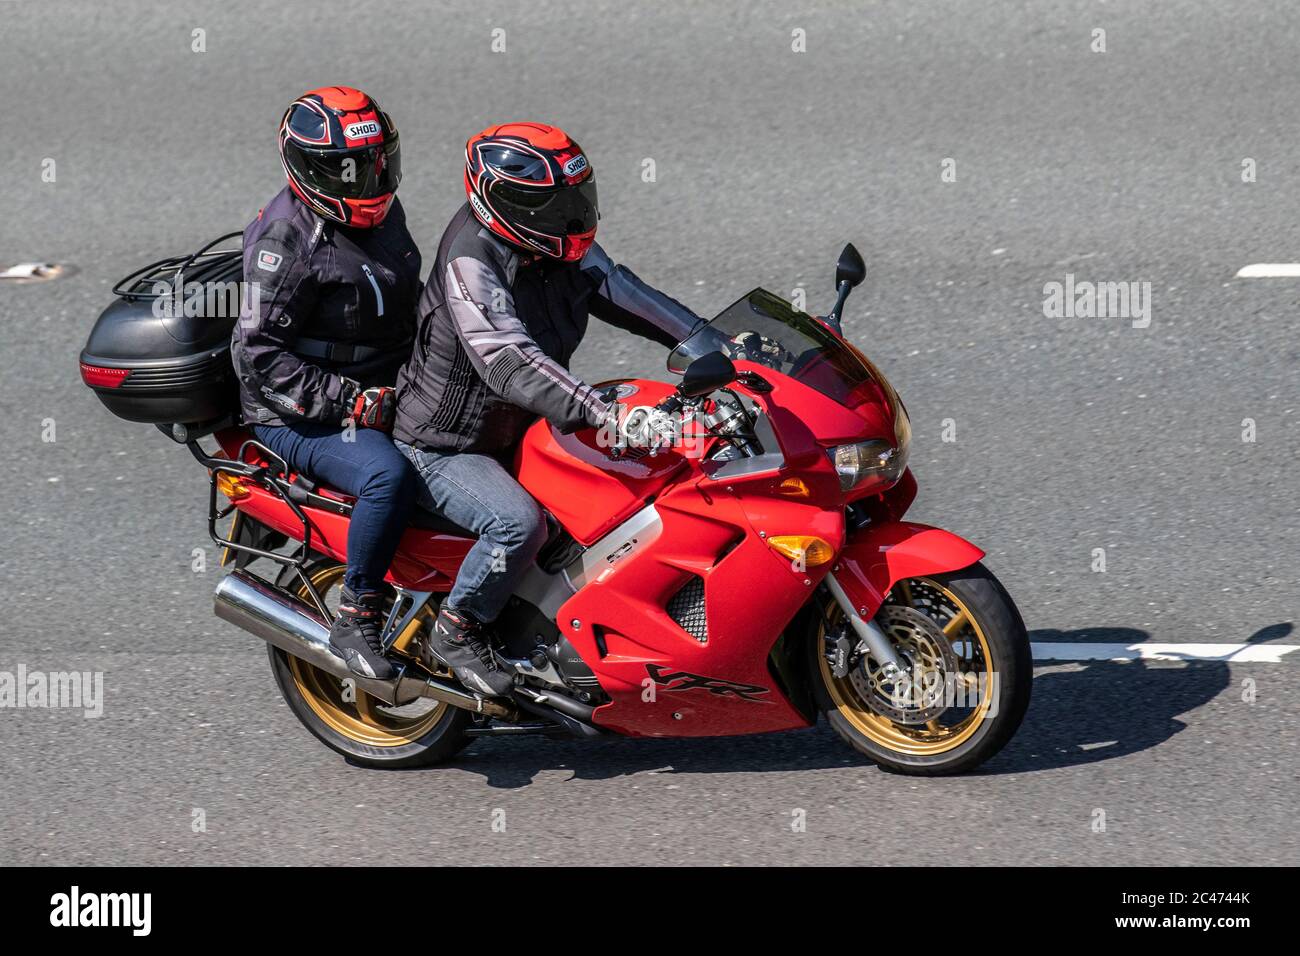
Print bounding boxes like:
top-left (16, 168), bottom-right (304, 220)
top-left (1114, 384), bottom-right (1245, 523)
top-left (80, 233), bottom-right (243, 427)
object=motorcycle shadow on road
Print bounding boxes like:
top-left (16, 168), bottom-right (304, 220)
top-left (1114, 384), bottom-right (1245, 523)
top-left (382, 623), bottom-right (1290, 787)
top-left (421, 720), bottom-right (879, 790)
top-left (986, 622), bottom-right (1292, 774)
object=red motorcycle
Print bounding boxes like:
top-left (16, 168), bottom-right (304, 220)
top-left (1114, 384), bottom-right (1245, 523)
top-left (82, 240), bottom-right (1031, 774)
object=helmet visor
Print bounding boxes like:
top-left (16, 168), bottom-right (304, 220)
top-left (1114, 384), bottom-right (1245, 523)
top-left (479, 144), bottom-right (552, 183)
top-left (493, 176), bottom-right (598, 237)
top-left (286, 137), bottom-right (401, 200)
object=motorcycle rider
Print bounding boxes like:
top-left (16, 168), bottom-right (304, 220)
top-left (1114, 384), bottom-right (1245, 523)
top-left (232, 86), bottom-right (422, 682)
top-left (393, 122), bottom-right (700, 697)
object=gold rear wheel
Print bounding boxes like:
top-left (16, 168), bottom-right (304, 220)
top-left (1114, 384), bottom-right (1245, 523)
top-left (268, 562), bottom-right (470, 767)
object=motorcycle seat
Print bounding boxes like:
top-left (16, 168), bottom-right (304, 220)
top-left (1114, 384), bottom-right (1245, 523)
top-left (294, 471), bottom-right (563, 544)
top-left (408, 507), bottom-right (477, 537)
top-left (306, 481), bottom-right (478, 538)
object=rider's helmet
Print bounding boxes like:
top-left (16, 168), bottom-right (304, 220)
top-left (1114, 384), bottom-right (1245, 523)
top-left (464, 123), bottom-right (598, 261)
top-left (278, 86), bottom-right (401, 228)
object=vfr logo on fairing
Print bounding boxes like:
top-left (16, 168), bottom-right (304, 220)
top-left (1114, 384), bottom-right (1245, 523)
top-left (644, 664), bottom-right (770, 702)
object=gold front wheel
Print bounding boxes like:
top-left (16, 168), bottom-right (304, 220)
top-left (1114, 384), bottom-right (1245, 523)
top-left (813, 563), bottom-right (1031, 775)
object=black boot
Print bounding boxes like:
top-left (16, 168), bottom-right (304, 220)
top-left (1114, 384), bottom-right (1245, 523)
top-left (329, 587), bottom-right (396, 681)
top-left (423, 605), bottom-right (515, 697)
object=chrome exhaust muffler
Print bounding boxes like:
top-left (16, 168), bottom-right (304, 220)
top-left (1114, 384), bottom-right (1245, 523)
top-left (213, 569), bottom-right (513, 717)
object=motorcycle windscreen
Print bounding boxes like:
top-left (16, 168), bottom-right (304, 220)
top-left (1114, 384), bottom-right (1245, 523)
top-left (668, 289), bottom-right (872, 405)
top-left (667, 288), bottom-right (911, 447)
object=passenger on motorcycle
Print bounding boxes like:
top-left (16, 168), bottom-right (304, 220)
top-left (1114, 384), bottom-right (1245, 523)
top-left (231, 86), bottom-right (422, 682)
top-left (393, 122), bottom-right (701, 697)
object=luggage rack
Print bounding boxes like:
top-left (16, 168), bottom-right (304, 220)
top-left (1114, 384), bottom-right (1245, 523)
top-left (112, 230), bottom-right (244, 301)
top-left (186, 436), bottom-right (336, 620)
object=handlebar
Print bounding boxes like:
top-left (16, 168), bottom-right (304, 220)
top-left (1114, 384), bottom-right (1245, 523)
top-left (655, 392), bottom-right (684, 415)
top-left (607, 384), bottom-right (761, 462)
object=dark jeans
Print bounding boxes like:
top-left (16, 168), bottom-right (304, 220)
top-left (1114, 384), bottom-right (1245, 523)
top-left (394, 440), bottom-right (547, 623)
top-left (254, 423), bottom-right (419, 595)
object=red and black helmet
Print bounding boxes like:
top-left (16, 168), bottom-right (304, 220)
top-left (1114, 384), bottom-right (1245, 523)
top-left (464, 123), bottom-right (598, 261)
top-left (279, 86), bottom-right (401, 228)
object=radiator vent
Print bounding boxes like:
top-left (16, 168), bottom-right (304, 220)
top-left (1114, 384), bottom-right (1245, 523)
top-left (667, 576), bottom-right (707, 642)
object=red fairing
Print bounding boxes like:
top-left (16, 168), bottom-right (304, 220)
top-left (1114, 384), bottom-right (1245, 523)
top-left (754, 362), bottom-right (891, 447)
top-left (833, 521), bottom-right (985, 622)
top-left (516, 374), bottom-right (845, 736)
top-left (562, 474), bottom-right (843, 738)
top-left (514, 379), bottom-right (688, 545)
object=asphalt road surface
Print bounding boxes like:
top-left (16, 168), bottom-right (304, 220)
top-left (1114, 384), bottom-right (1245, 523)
top-left (1, 1), bottom-right (1296, 866)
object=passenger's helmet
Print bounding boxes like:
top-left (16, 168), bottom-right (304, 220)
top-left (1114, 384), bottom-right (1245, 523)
top-left (279, 87), bottom-right (401, 228)
top-left (464, 123), bottom-right (598, 261)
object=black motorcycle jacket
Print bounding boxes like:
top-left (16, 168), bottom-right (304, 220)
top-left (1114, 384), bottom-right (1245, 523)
top-left (231, 186), bottom-right (422, 427)
top-left (394, 203), bottom-right (700, 454)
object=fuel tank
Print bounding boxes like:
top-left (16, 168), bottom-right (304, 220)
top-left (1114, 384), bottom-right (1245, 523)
top-left (514, 379), bottom-right (689, 545)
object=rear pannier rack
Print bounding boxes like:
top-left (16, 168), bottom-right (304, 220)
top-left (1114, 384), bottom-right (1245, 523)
top-left (187, 437), bottom-right (337, 620)
top-left (111, 230), bottom-right (244, 300)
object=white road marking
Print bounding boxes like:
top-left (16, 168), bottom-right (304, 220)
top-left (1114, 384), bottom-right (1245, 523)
top-left (1235, 263), bottom-right (1300, 278)
top-left (1032, 643), bottom-right (1300, 663)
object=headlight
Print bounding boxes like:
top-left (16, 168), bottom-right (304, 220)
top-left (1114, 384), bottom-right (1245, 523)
top-left (829, 438), bottom-right (909, 492)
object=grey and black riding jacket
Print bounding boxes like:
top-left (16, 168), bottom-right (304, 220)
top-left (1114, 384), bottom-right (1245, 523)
top-left (393, 203), bottom-right (700, 454)
top-left (231, 186), bottom-right (423, 427)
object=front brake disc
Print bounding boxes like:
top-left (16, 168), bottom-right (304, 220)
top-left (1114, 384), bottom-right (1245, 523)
top-left (852, 604), bottom-right (960, 725)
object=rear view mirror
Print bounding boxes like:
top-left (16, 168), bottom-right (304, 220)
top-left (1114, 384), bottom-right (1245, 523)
top-left (678, 350), bottom-right (737, 398)
top-left (835, 242), bottom-right (866, 290)
top-left (825, 242), bottom-right (867, 334)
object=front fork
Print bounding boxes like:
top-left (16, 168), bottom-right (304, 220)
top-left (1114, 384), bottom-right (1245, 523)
top-left (823, 572), bottom-right (907, 678)
top-left (820, 519), bottom-right (987, 680)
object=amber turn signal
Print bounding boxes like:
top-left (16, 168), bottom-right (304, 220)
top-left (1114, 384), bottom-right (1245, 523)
top-left (767, 535), bottom-right (835, 567)
top-left (215, 472), bottom-right (251, 501)
top-left (777, 477), bottom-right (811, 497)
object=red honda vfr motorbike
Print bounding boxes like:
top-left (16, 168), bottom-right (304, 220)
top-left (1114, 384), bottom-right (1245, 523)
top-left (83, 241), bottom-right (1031, 775)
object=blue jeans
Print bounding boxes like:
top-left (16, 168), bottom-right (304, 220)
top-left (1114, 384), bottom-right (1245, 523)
top-left (254, 423), bottom-right (420, 595)
top-left (394, 441), bottom-right (547, 623)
